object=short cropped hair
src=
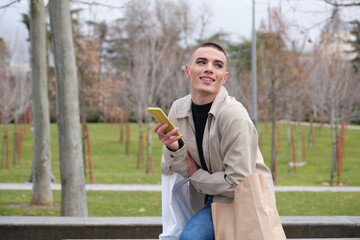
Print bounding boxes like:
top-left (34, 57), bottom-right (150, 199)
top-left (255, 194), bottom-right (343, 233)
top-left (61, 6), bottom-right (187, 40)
top-left (194, 42), bottom-right (227, 58)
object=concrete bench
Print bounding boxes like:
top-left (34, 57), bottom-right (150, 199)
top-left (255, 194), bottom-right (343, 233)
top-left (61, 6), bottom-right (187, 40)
top-left (0, 216), bottom-right (359, 239)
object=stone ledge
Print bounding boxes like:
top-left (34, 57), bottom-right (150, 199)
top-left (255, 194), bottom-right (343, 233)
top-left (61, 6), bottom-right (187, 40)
top-left (0, 216), bottom-right (162, 240)
top-left (280, 216), bottom-right (360, 238)
top-left (0, 216), bottom-right (359, 240)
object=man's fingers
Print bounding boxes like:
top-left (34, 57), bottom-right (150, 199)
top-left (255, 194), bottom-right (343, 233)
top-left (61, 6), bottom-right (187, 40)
top-left (165, 127), bottom-right (180, 138)
top-left (157, 123), bottom-right (168, 134)
top-left (155, 124), bottom-right (180, 139)
top-left (153, 123), bottom-right (182, 151)
top-left (153, 123), bottom-right (159, 131)
top-left (153, 123), bottom-right (169, 138)
top-left (152, 123), bottom-right (162, 132)
top-left (163, 134), bottom-right (183, 145)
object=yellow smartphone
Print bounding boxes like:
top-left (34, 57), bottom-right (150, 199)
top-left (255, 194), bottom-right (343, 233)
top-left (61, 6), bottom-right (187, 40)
top-left (147, 107), bottom-right (181, 136)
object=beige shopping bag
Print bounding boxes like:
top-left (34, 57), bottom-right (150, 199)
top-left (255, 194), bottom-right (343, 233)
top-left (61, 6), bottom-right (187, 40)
top-left (211, 173), bottom-right (286, 240)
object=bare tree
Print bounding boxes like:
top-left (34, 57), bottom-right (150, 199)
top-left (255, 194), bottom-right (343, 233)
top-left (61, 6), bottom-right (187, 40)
top-left (10, 63), bottom-right (32, 165)
top-left (309, 11), bottom-right (360, 184)
top-left (257, 7), bottom-right (300, 179)
top-left (324, 0), bottom-right (360, 7)
top-left (49, 0), bottom-right (87, 216)
top-left (0, 39), bottom-right (15, 168)
top-left (0, 0), bottom-right (20, 9)
top-left (309, 47), bottom-right (359, 185)
top-left (108, 0), bottom-right (191, 172)
top-left (0, 40), bottom-right (14, 126)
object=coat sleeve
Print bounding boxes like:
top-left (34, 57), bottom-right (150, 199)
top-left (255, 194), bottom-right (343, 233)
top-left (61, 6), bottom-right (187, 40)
top-left (189, 105), bottom-right (259, 199)
top-left (160, 105), bottom-right (188, 179)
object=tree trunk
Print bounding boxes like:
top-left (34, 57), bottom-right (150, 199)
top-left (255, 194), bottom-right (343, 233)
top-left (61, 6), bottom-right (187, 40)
top-left (137, 103), bottom-right (143, 169)
top-left (308, 115), bottom-right (313, 148)
top-left (270, 87), bottom-right (277, 180)
top-left (147, 121), bottom-right (152, 174)
top-left (271, 106), bottom-right (277, 180)
top-left (82, 123), bottom-right (87, 178)
top-left (330, 107), bottom-right (338, 186)
top-left (137, 123), bottom-right (144, 169)
top-left (286, 119), bottom-right (291, 173)
top-left (297, 121), bottom-right (302, 163)
top-left (12, 121), bottom-right (18, 166)
top-left (1, 126), bottom-right (6, 169)
top-left (126, 122), bottom-right (131, 155)
top-left (30, 0), bottom-right (53, 206)
top-left (49, 0), bottom-right (88, 216)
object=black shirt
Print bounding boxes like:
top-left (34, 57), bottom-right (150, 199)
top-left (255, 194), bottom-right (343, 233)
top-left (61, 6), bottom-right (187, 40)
top-left (191, 101), bottom-right (213, 172)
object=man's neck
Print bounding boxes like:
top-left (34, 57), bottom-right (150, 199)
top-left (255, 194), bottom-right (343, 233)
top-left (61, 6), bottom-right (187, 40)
top-left (191, 93), bottom-right (216, 105)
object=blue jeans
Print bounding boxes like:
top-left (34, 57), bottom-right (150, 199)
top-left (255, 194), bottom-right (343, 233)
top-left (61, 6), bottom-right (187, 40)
top-left (180, 197), bottom-right (214, 240)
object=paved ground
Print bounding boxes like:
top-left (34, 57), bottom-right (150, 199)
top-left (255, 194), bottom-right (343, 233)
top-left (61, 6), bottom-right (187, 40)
top-left (279, 120), bottom-right (360, 130)
top-left (0, 183), bottom-right (359, 192)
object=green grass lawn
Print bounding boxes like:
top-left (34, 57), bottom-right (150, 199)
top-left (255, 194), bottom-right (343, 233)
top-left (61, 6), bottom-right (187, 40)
top-left (257, 123), bottom-right (360, 186)
top-left (0, 190), bottom-right (359, 217)
top-left (0, 122), bottom-right (359, 216)
top-left (0, 123), bottom-right (164, 184)
top-left (0, 190), bottom-right (162, 217)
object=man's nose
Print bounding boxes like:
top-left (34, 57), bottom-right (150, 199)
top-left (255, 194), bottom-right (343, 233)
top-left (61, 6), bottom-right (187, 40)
top-left (204, 63), bottom-right (213, 73)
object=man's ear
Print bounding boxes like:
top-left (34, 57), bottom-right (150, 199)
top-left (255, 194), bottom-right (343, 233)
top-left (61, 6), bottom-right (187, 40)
top-left (184, 65), bottom-right (190, 78)
top-left (222, 72), bottom-right (229, 84)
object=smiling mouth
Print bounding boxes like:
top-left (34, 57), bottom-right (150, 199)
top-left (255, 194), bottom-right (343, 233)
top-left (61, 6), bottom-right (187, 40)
top-left (200, 77), bottom-right (215, 82)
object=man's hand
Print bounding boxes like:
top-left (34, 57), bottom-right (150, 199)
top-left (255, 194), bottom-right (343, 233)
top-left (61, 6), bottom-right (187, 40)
top-left (186, 151), bottom-right (199, 177)
top-left (153, 123), bottom-right (183, 151)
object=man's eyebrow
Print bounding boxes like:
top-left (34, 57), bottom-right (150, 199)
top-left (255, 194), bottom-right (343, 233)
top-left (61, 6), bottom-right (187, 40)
top-left (196, 57), bottom-right (208, 61)
top-left (214, 60), bottom-right (224, 65)
top-left (195, 57), bottom-right (225, 65)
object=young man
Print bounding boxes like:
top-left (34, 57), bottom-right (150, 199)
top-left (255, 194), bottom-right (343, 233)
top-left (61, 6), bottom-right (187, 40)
top-left (154, 42), bottom-right (274, 240)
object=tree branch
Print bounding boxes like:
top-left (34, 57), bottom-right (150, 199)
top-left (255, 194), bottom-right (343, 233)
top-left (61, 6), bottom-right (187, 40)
top-left (0, 0), bottom-right (20, 9)
top-left (71, 0), bottom-right (125, 9)
top-left (323, 0), bottom-right (360, 7)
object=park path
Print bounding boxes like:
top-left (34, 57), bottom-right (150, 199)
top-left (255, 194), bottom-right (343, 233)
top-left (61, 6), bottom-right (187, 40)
top-left (279, 120), bottom-right (360, 130)
top-left (0, 183), bottom-right (360, 192)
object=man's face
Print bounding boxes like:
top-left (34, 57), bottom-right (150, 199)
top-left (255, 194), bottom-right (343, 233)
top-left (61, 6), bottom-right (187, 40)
top-left (185, 47), bottom-right (229, 104)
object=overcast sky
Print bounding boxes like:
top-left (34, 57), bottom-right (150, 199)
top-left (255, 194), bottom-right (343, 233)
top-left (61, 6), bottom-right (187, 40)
top-left (0, 0), bottom-right (359, 63)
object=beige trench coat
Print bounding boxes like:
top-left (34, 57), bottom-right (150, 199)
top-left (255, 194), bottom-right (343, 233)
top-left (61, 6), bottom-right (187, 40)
top-left (161, 86), bottom-right (274, 214)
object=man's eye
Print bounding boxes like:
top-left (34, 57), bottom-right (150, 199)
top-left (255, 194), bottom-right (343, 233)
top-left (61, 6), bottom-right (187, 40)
top-left (215, 63), bottom-right (223, 68)
top-left (196, 60), bottom-right (206, 64)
